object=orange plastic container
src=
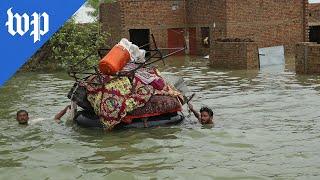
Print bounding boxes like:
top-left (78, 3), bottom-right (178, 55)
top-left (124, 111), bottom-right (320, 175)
top-left (99, 44), bottom-right (130, 75)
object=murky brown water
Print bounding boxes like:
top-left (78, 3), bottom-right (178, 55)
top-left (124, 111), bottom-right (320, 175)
top-left (1, 57), bottom-right (320, 179)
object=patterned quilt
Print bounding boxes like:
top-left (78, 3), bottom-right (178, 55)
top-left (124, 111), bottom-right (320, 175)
top-left (83, 66), bottom-right (183, 129)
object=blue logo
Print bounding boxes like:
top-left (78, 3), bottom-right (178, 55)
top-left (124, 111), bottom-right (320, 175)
top-left (0, 0), bottom-right (85, 87)
top-left (6, 8), bottom-right (49, 43)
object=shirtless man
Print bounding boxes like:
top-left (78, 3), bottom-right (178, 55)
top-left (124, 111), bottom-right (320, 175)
top-left (16, 105), bottom-right (71, 125)
top-left (188, 103), bottom-right (214, 125)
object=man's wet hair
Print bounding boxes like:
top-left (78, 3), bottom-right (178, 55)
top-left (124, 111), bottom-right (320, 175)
top-left (17, 110), bottom-right (28, 116)
top-left (200, 107), bottom-right (213, 117)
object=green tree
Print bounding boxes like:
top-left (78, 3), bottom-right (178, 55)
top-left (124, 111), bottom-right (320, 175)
top-left (22, 19), bottom-right (109, 72)
top-left (47, 19), bottom-right (109, 70)
top-left (21, 1), bottom-right (114, 72)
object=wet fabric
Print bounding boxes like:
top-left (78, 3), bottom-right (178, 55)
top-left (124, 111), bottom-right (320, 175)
top-left (83, 67), bottom-right (183, 129)
top-left (122, 63), bottom-right (165, 90)
top-left (124, 95), bottom-right (182, 124)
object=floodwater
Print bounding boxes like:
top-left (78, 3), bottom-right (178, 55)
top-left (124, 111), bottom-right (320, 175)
top-left (1, 56), bottom-right (320, 179)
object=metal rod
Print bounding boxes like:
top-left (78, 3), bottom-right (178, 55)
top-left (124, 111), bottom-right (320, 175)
top-left (186, 93), bottom-right (195, 103)
top-left (145, 47), bottom-right (185, 66)
top-left (151, 34), bottom-right (165, 65)
top-left (138, 43), bottom-right (151, 49)
top-left (158, 47), bottom-right (185, 50)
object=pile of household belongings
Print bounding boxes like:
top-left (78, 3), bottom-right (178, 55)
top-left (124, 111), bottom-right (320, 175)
top-left (75, 38), bottom-right (185, 130)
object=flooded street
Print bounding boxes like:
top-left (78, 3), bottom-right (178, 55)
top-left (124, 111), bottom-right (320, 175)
top-left (1, 56), bottom-right (320, 179)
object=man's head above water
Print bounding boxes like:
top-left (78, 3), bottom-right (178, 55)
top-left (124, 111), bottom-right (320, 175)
top-left (16, 110), bottom-right (29, 125)
top-left (188, 102), bottom-right (214, 125)
top-left (199, 106), bottom-right (214, 124)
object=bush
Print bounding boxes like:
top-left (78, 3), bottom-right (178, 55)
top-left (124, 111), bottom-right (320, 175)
top-left (48, 19), bottom-right (109, 70)
top-left (23, 19), bottom-right (109, 72)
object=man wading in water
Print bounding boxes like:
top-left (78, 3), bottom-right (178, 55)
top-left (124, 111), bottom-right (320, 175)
top-left (16, 103), bottom-right (76, 125)
top-left (188, 103), bottom-right (214, 125)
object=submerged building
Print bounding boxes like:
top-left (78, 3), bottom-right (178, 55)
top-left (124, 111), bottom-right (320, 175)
top-left (100, 0), bottom-right (309, 57)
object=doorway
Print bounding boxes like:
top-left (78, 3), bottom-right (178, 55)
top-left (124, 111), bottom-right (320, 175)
top-left (167, 28), bottom-right (185, 55)
top-left (129, 29), bottom-right (150, 51)
top-left (309, 26), bottom-right (320, 44)
top-left (188, 28), bottom-right (197, 55)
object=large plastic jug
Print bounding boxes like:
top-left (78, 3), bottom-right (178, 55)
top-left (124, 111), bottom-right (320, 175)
top-left (99, 44), bottom-right (130, 75)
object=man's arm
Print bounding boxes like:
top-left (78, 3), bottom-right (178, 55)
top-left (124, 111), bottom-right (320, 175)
top-left (188, 103), bottom-right (200, 120)
top-left (54, 105), bottom-right (71, 123)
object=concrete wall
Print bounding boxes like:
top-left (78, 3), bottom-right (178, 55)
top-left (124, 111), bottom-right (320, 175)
top-left (295, 42), bottom-right (320, 74)
top-left (210, 41), bottom-right (259, 70)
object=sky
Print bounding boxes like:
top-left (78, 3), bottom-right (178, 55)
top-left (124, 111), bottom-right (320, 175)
top-left (73, 5), bottom-right (95, 23)
top-left (310, 0), bottom-right (320, 3)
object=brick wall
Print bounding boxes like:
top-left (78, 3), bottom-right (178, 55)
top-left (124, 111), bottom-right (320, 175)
top-left (100, 0), bottom-right (308, 59)
top-left (210, 41), bottom-right (259, 70)
top-left (225, 0), bottom-right (308, 57)
top-left (186, 0), bottom-right (227, 55)
top-left (120, 0), bottom-right (186, 49)
top-left (100, 0), bottom-right (227, 55)
top-left (99, 3), bottom-right (123, 47)
top-left (295, 42), bottom-right (320, 74)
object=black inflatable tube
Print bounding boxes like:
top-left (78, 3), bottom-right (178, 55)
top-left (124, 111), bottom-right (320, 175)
top-left (74, 111), bottom-right (184, 129)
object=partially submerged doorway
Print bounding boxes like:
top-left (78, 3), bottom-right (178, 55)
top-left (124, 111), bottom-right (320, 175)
top-left (309, 26), bottom-right (320, 44)
top-left (167, 28), bottom-right (185, 55)
top-left (188, 27), bottom-right (197, 55)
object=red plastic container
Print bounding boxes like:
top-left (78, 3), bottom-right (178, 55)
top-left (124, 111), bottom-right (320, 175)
top-left (99, 44), bottom-right (130, 75)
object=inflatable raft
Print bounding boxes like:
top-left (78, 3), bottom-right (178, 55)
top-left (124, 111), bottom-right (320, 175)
top-left (74, 110), bottom-right (184, 129)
